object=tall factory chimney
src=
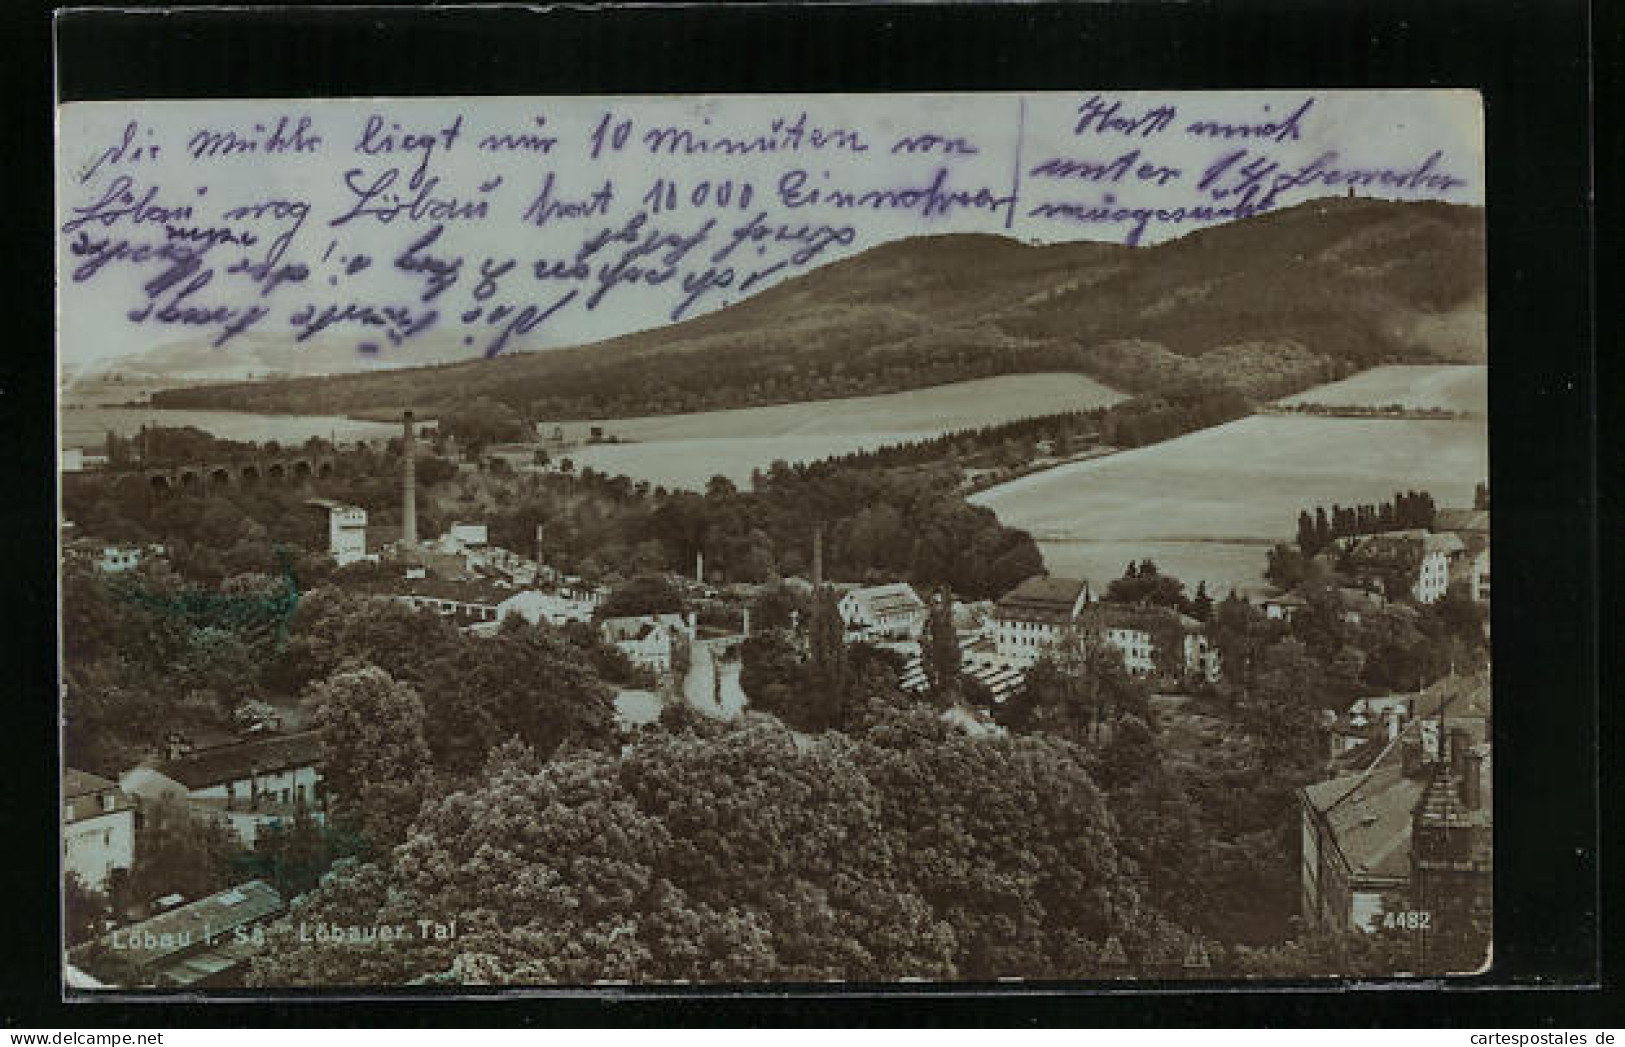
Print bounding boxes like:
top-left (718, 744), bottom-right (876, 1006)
top-left (402, 409), bottom-right (418, 546)
top-left (812, 524), bottom-right (824, 588)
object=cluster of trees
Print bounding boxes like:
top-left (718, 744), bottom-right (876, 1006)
top-left (282, 591), bottom-right (627, 784)
top-left (246, 708), bottom-right (1203, 986)
top-left (1099, 390), bottom-right (1251, 449)
top-left (432, 397), bottom-right (528, 453)
top-left (1103, 560), bottom-right (1215, 621)
top-left (61, 559), bottom-right (300, 775)
top-left (1294, 490), bottom-right (1439, 557)
top-left (780, 388), bottom-right (1250, 486)
top-left (243, 613), bottom-right (1481, 986)
top-left (1207, 579), bottom-right (1487, 715)
top-left (488, 464), bottom-right (1043, 600)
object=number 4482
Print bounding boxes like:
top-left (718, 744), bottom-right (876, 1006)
top-left (1382, 910), bottom-right (1433, 930)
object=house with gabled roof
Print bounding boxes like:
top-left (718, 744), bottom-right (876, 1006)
top-left (147, 731), bottom-right (325, 847)
top-left (838, 583), bottom-right (928, 640)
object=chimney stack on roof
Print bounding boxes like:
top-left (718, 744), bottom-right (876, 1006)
top-left (1461, 747), bottom-right (1484, 810)
top-left (1401, 736), bottom-right (1425, 778)
top-left (1448, 725), bottom-right (1471, 772)
top-left (402, 410), bottom-right (418, 547)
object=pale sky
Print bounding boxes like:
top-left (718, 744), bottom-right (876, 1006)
top-left (56, 90), bottom-right (1484, 371)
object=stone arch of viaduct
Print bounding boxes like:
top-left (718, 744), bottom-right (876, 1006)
top-left (143, 455), bottom-right (337, 493)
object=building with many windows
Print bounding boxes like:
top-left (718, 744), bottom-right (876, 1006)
top-left (991, 575), bottom-right (1096, 666)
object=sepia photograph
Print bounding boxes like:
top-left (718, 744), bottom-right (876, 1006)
top-left (55, 88), bottom-right (1494, 992)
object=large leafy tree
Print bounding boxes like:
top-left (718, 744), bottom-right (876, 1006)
top-left (248, 710), bottom-right (1175, 986)
top-left (996, 622), bottom-right (1146, 743)
top-left (302, 664), bottom-right (432, 852)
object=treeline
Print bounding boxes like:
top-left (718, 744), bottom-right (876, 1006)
top-left (1295, 490), bottom-right (1438, 557)
top-left (152, 337), bottom-right (1307, 427)
top-left (793, 389), bottom-right (1252, 480)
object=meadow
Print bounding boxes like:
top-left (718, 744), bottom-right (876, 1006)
top-left (558, 373), bottom-right (1126, 488)
top-left (971, 413), bottom-right (1489, 596)
top-left (1276, 364), bottom-right (1486, 414)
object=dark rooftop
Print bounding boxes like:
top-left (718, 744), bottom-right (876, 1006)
top-left (83, 881), bottom-right (283, 978)
top-left (995, 576), bottom-right (1091, 622)
top-left (1302, 760), bottom-right (1426, 881)
top-left (155, 731), bottom-right (324, 791)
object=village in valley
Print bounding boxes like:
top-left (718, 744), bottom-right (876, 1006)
top-left (60, 383), bottom-right (1492, 987)
top-left (56, 183), bottom-right (1495, 988)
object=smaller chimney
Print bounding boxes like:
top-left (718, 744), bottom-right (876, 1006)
top-left (1402, 737), bottom-right (1424, 778)
top-left (696, 549), bottom-right (705, 585)
top-left (1448, 726), bottom-right (1471, 771)
top-left (535, 523), bottom-right (545, 567)
top-left (741, 606), bottom-right (751, 637)
top-left (1460, 747), bottom-right (1484, 810)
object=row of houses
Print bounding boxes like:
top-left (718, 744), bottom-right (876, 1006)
top-left (63, 731), bottom-right (328, 897)
top-left (1298, 672), bottom-right (1492, 935)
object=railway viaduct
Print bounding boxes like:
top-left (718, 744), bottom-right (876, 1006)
top-left (142, 455), bottom-right (337, 493)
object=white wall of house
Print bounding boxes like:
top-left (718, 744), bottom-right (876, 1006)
top-left (99, 547), bottom-right (142, 573)
top-left (1350, 891), bottom-right (1386, 933)
top-left (498, 590), bottom-right (597, 626)
top-left (838, 589), bottom-right (927, 640)
top-left (1413, 550), bottom-right (1451, 603)
top-left (1104, 626), bottom-right (1156, 675)
top-left (190, 765), bottom-right (321, 811)
top-left (614, 627), bottom-right (675, 674)
top-left (993, 618), bottom-right (1064, 666)
top-left (329, 507), bottom-right (368, 565)
top-left (63, 808), bottom-right (135, 893)
top-left (1472, 549), bottom-right (1491, 602)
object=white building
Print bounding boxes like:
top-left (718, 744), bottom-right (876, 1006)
top-left (1413, 533), bottom-right (1463, 603)
top-left (601, 613), bottom-right (695, 676)
top-left (63, 769), bottom-right (136, 893)
top-left (447, 522), bottom-right (488, 549)
top-left (838, 583), bottom-right (928, 640)
top-left (98, 545), bottom-right (144, 573)
top-left (307, 499), bottom-right (370, 566)
top-left (1084, 606), bottom-right (1219, 682)
top-left (496, 588), bottom-right (598, 627)
top-left (151, 732), bottom-right (325, 848)
top-left (1348, 529), bottom-right (1465, 604)
top-left (991, 575), bottom-right (1096, 667)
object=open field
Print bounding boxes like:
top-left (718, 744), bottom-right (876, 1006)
top-left (551, 373), bottom-right (1125, 443)
top-left (60, 407), bottom-right (404, 452)
top-left (1277, 364), bottom-right (1486, 414)
top-left (972, 414), bottom-right (1488, 596)
top-left (559, 373), bottom-right (1126, 489)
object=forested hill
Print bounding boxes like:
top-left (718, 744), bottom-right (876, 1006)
top-left (152, 197), bottom-right (1484, 420)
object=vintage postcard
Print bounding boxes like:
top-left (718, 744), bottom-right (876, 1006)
top-left (57, 90), bottom-right (1490, 990)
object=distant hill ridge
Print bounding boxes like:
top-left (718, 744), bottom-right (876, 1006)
top-left (151, 196), bottom-right (1485, 420)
